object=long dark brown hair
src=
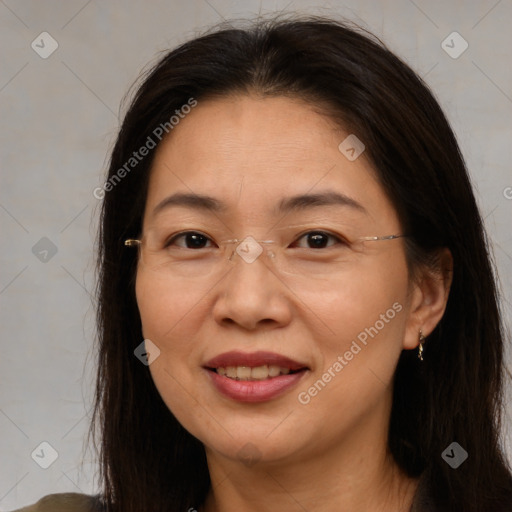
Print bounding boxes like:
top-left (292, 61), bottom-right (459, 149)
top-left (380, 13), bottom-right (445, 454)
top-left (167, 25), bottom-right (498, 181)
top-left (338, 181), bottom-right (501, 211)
top-left (89, 14), bottom-right (512, 512)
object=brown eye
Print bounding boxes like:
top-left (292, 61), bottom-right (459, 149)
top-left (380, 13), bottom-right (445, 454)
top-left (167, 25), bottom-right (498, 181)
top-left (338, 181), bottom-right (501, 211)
top-left (166, 231), bottom-right (213, 249)
top-left (293, 231), bottom-right (343, 249)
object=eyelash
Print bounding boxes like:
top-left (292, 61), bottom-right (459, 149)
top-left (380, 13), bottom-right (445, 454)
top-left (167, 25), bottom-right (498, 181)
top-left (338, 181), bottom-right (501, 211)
top-left (164, 230), bottom-right (346, 250)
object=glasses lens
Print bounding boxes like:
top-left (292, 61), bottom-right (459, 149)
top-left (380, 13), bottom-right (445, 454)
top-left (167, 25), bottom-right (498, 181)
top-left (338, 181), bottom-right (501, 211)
top-left (136, 231), bottom-right (373, 280)
top-left (138, 232), bottom-right (229, 278)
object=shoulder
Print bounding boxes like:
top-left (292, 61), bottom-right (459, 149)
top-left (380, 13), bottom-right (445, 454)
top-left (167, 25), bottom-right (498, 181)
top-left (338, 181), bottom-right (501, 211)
top-left (9, 493), bottom-right (103, 512)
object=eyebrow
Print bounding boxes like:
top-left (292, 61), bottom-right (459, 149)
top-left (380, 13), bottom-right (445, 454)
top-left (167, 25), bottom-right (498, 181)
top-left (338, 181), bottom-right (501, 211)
top-left (276, 191), bottom-right (367, 215)
top-left (151, 190), bottom-right (367, 217)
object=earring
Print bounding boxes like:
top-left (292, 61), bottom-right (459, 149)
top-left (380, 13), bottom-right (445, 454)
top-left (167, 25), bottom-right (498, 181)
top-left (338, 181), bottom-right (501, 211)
top-left (418, 329), bottom-right (426, 361)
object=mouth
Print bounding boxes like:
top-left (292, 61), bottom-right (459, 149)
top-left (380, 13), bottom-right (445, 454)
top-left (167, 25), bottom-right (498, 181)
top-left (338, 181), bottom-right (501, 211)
top-left (203, 350), bottom-right (309, 378)
top-left (207, 365), bottom-right (304, 381)
top-left (203, 351), bottom-right (309, 402)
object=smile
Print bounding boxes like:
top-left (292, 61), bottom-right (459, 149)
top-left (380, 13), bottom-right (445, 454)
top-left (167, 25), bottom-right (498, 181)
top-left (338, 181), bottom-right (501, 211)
top-left (203, 351), bottom-right (309, 402)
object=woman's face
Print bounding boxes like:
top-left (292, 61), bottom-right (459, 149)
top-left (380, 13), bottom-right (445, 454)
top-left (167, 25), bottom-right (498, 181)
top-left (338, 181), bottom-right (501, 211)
top-left (135, 94), bottom-right (418, 466)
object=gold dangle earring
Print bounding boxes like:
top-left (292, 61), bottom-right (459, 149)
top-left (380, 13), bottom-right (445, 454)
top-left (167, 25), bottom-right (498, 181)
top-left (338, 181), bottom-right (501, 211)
top-left (418, 329), bottom-right (426, 361)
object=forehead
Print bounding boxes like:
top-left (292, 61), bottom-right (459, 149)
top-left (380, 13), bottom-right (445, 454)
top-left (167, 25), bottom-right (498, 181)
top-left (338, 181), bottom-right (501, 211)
top-left (144, 95), bottom-right (398, 227)
top-left (153, 94), bottom-right (346, 171)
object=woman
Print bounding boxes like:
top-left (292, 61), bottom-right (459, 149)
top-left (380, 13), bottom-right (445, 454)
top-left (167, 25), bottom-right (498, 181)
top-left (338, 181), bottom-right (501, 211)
top-left (14, 15), bottom-right (512, 512)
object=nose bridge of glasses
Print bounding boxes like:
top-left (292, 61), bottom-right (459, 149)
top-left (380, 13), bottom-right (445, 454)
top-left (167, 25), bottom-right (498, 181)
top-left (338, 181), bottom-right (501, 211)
top-left (225, 236), bottom-right (277, 265)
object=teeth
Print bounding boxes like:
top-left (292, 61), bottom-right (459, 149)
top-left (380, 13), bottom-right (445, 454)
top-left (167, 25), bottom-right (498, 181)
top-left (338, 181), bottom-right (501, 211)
top-left (251, 365), bottom-right (269, 379)
top-left (226, 366), bottom-right (237, 379)
top-left (215, 365), bottom-right (296, 380)
top-left (236, 366), bottom-right (252, 379)
top-left (268, 365), bottom-right (282, 377)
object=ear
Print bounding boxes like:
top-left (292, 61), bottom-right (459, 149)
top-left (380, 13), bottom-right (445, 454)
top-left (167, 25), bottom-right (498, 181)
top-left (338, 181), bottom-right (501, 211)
top-left (403, 248), bottom-right (453, 351)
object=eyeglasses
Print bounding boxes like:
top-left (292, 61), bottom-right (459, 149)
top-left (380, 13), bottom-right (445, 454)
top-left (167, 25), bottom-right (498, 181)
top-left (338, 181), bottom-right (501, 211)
top-left (124, 225), bottom-right (407, 280)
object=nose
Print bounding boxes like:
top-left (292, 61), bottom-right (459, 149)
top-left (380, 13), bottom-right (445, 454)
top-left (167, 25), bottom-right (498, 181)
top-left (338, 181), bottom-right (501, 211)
top-left (212, 246), bottom-right (293, 331)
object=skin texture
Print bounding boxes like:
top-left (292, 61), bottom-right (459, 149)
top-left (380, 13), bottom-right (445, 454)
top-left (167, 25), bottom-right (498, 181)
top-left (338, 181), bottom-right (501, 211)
top-left (135, 94), bottom-right (452, 512)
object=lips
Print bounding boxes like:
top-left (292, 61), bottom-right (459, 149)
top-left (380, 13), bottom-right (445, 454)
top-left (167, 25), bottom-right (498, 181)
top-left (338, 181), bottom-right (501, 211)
top-left (203, 351), bottom-right (309, 402)
top-left (204, 351), bottom-right (308, 372)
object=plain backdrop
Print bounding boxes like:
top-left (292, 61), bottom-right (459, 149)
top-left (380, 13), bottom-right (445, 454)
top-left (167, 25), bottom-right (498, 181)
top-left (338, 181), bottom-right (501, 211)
top-left (1, 0), bottom-right (511, 509)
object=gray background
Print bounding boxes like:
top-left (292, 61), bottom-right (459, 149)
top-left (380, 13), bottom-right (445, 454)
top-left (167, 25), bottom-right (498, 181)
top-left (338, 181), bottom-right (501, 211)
top-left (1, 0), bottom-right (511, 509)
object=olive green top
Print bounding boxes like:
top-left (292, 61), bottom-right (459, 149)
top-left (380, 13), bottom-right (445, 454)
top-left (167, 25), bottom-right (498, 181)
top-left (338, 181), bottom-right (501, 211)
top-left (9, 493), bottom-right (102, 512)
top-left (10, 474), bottom-right (435, 511)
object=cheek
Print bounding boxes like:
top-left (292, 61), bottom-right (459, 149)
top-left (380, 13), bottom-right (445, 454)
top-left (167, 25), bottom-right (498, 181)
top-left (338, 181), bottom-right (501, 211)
top-left (134, 270), bottom-right (207, 395)
top-left (135, 270), bottom-right (211, 427)
top-left (301, 251), bottom-right (409, 350)
top-left (135, 268), bottom-right (212, 342)
top-left (302, 252), bottom-right (409, 406)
